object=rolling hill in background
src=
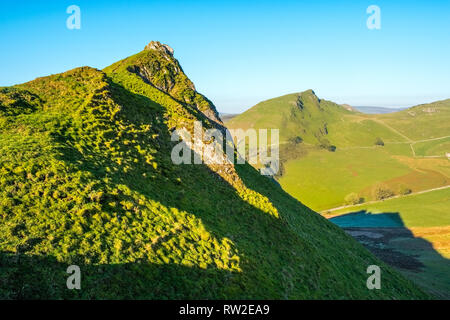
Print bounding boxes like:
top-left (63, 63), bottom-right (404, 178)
top-left (353, 106), bottom-right (406, 114)
top-left (226, 91), bottom-right (450, 211)
top-left (0, 42), bottom-right (427, 299)
top-left (219, 113), bottom-right (238, 122)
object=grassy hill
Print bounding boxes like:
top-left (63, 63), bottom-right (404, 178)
top-left (379, 99), bottom-right (450, 141)
top-left (226, 90), bottom-right (354, 145)
top-left (226, 91), bottom-right (450, 211)
top-left (0, 42), bottom-right (428, 299)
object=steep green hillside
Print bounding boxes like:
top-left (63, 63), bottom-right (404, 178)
top-left (0, 42), bottom-right (427, 299)
top-left (226, 91), bottom-right (450, 211)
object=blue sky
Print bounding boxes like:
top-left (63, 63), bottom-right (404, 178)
top-left (0, 0), bottom-right (449, 113)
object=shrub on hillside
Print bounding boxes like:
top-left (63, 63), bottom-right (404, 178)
top-left (344, 192), bottom-right (364, 205)
top-left (374, 137), bottom-right (385, 146)
top-left (290, 136), bottom-right (303, 144)
top-left (318, 138), bottom-right (336, 152)
top-left (372, 184), bottom-right (395, 200)
top-left (399, 185), bottom-right (412, 195)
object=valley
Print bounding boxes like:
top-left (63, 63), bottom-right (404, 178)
top-left (226, 91), bottom-right (450, 211)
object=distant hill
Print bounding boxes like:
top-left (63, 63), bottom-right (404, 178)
top-left (225, 90), bottom-right (355, 145)
top-left (380, 99), bottom-right (450, 140)
top-left (219, 112), bottom-right (238, 121)
top-left (0, 43), bottom-right (427, 299)
top-left (226, 90), bottom-right (450, 150)
top-left (353, 106), bottom-right (406, 114)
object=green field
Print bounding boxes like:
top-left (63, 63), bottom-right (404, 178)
top-left (278, 147), bottom-right (449, 211)
top-left (279, 148), bottom-right (408, 211)
top-left (328, 188), bottom-right (450, 228)
top-left (413, 137), bottom-right (450, 157)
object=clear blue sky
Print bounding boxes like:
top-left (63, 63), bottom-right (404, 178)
top-left (1, 0), bottom-right (449, 113)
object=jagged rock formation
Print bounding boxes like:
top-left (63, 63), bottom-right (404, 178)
top-left (121, 41), bottom-right (221, 124)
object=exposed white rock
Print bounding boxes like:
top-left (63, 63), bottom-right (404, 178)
top-left (144, 41), bottom-right (174, 56)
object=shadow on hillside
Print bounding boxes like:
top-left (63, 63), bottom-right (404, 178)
top-left (329, 211), bottom-right (404, 228)
top-left (330, 210), bottom-right (450, 298)
top-left (0, 250), bottom-right (236, 299)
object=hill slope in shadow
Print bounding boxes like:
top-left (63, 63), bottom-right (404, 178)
top-left (330, 211), bottom-right (450, 299)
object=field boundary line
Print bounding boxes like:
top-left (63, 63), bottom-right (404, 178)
top-left (320, 185), bottom-right (450, 214)
top-left (373, 119), bottom-right (413, 143)
top-left (412, 135), bottom-right (450, 144)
